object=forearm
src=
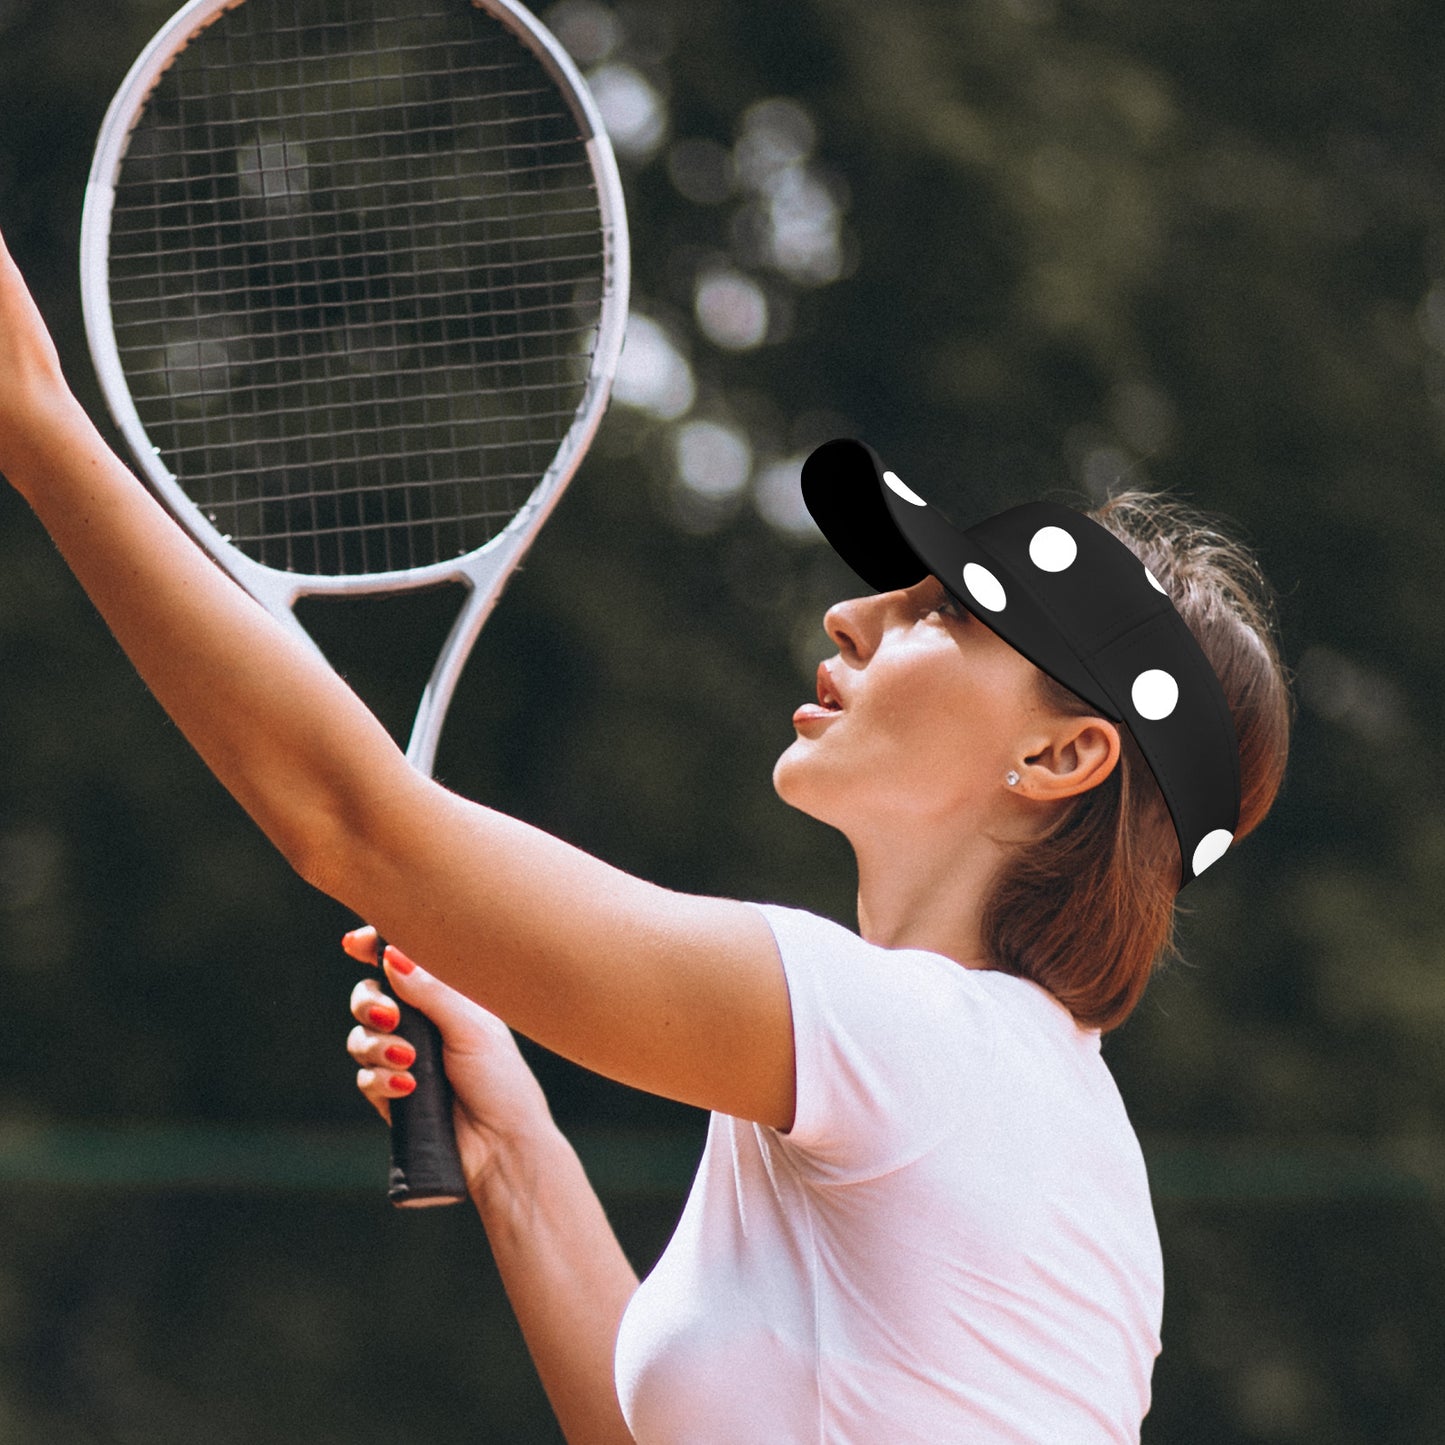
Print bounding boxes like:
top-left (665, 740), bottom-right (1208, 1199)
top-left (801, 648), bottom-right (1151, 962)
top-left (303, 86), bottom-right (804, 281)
top-left (5, 391), bottom-right (410, 875)
top-left (475, 1124), bottom-right (639, 1445)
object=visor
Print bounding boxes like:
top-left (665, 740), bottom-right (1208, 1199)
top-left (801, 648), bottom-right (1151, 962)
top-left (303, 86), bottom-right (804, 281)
top-left (801, 438), bottom-right (1241, 889)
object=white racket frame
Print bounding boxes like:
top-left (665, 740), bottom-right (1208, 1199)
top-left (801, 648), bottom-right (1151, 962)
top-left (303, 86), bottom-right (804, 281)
top-left (79, 0), bottom-right (630, 775)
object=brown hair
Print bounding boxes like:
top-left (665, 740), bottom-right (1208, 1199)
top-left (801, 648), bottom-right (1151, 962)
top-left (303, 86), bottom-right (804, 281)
top-left (980, 491), bottom-right (1293, 1031)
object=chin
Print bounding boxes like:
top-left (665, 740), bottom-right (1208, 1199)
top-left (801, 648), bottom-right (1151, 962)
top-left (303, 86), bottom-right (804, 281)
top-left (772, 740), bottom-right (840, 827)
top-left (771, 741), bottom-right (800, 801)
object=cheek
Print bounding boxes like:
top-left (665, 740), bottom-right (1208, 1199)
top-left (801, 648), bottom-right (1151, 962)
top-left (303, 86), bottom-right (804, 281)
top-left (884, 658), bottom-right (1027, 781)
top-left (851, 671), bottom-right (988, 798)
top-left (879, 661), bottom-right (978, 746)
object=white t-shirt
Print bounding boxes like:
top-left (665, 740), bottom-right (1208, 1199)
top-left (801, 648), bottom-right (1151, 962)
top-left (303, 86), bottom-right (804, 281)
top-left (613, 904), bottom-right (1163, 1444)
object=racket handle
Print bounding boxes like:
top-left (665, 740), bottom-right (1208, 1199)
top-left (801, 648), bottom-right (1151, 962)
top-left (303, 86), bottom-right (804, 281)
top-left (377, 938), bottom-right (468, 1208)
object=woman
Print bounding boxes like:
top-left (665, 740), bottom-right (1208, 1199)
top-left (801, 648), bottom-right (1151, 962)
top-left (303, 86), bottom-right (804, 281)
top-left (1, 226), bottom-right (1289, 1442)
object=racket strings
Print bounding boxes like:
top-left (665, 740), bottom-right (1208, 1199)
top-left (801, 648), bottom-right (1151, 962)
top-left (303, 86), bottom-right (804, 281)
top-left (107, 0), bottom-right (605, 577)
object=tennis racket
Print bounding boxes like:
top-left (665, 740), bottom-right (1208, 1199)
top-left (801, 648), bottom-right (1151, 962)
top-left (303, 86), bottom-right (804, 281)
top-left (79, 0), bottom-right (629, 1207)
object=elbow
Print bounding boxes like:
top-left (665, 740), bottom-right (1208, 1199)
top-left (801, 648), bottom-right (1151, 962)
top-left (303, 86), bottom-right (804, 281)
top-left (241, 760), bottom-right (372, 904)
top-left (273, 765), bottom-right (428, 914)
top-left (268, 797), bottom-right (358, 902)
top-left (282, 820), bottom-right (352, 901)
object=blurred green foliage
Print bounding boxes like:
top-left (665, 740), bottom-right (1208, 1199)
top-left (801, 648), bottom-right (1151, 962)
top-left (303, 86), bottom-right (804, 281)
top-left (2, 0), bottom-right (1443, 1440)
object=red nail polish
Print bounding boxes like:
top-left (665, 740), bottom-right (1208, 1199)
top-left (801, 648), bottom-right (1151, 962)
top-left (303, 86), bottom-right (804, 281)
top-left (390, 1074), bottom-right (416, 1094)
top-left (368, 1005), bottom-right (397, 1030)
top-left (384, 1044), bottom-right (414, 1067)
top-left (383, 945), bottom-right (416, 976)
top-left (342, 927), bottom-right (377, 964)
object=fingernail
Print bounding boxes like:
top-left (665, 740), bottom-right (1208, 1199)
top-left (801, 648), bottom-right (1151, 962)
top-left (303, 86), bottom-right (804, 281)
top-left (390, 1074), bottom-right (416, 1094)
top-left (383, 945), bottom-right (416, 976)
top-left (368, 1005), bottom-right (398, 1030)
top-left (384, 1044), bottom-right (414, 1067)
top-left (342, 927), bottom-right (377, 964)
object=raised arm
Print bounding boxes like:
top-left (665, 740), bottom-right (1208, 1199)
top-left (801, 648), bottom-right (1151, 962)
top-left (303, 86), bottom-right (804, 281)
top-left (0, 228), bottom-right (795, 1130)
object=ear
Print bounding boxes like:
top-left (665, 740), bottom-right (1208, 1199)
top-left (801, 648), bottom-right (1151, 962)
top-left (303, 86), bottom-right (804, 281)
top-left (1019, 716), bottom-right (1121, 802)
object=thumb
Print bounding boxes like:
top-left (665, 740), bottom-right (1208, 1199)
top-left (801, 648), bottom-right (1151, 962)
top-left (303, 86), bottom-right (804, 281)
top-left (380, 945), bottom-right (489, 1044)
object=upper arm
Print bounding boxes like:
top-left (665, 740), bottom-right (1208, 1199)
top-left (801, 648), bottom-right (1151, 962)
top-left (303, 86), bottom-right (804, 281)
top-left (314, 770), bottom-right (798, 1129)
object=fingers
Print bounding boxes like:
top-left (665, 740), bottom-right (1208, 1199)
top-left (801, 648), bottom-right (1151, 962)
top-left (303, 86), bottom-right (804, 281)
top-left (342, 924), bottom-right (381, 965)
top-left (356, 1060), bottom-right (416, 1101)
top-left (341, 926), bottom-right (490, 1041)
top-left (349, 975), bottom-right (401, 1031)
top-left (339, 925), bottom-right (416, 970)
top-left (346, 1019), bottom-right (416, 1072)
top-left (348, 976), bottom-right (416, 1120)
top-left (354, 1061), bottom-right (416, 1123)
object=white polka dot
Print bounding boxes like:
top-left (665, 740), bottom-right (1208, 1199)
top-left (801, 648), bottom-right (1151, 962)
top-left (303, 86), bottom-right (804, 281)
top-left (1028, 525), bottom-right (1077, 572)
top-left (962, 562), bottom-right (1007, 612)
top-left (1192, 828), bottom-right (1233, 876)
top-left (882, 470), bottom-right (927, 506)
top-left (1145, 566), bottom-right (1166, 594)
top-left (1131, 668), bottom-right (1178, 720)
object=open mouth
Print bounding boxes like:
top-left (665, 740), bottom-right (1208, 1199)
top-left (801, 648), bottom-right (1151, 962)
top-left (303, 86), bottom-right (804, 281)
top-left (815, 663), bottom-right (844, 711)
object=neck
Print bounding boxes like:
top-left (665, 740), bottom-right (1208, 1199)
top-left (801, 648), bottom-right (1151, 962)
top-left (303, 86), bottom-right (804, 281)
top-left (849, 816), bottom-right (1007, 969)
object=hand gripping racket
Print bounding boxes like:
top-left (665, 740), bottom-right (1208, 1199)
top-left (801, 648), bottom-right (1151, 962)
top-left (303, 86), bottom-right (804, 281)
top-left (79, 0), bottom-right (629, 1206)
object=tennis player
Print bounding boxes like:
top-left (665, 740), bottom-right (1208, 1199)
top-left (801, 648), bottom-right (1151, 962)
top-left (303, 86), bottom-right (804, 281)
top-left (1, 227), bottom-right (1289, 1443)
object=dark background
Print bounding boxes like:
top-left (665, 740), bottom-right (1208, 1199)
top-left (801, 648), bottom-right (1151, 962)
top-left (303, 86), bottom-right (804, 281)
top-left (2, 0), bottom-right (1443, 1440)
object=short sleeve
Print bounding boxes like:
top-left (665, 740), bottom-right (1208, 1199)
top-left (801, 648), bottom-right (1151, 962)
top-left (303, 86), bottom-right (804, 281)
top-left (753, 903), bottom-right (997, 1184)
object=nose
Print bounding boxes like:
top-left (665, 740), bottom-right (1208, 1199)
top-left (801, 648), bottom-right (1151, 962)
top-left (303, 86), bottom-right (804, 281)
top-left (824, 591), bottom-right (892, 664)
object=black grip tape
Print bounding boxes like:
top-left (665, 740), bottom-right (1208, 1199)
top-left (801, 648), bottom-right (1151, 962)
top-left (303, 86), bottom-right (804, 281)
top-left (377, 937), bottom-right (468, 1207)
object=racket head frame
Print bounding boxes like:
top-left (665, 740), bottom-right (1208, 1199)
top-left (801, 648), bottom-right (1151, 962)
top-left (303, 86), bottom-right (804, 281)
top-left (78, 0), bottom-right (631, 773)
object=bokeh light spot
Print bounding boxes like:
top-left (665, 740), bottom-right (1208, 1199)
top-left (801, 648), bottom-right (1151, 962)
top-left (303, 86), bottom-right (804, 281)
top-left (753, 454), bottom-right (820, 538)
top-left (695, 268), bottom-right (769, 350)
top-left (544, 0), bottom-right (621, 65)
top-left (588, 62), bottom-right (666, 161)
top-left (676, 419), bottom-right (753, 499)
top-left (613, 314), bottom-right (695, 420)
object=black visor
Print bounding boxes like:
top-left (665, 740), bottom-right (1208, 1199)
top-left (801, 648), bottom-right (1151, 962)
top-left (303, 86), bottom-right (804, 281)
top-left (802, 439), bottom-right (1241, 890)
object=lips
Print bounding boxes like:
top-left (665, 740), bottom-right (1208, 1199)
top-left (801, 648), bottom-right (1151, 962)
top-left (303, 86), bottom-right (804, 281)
top-left (793, 663), bottom-right (845, 730)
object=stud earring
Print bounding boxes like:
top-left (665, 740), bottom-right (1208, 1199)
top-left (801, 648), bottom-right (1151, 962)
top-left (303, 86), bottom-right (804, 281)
top-left (1005, 769), bottom-right (1020, 787)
